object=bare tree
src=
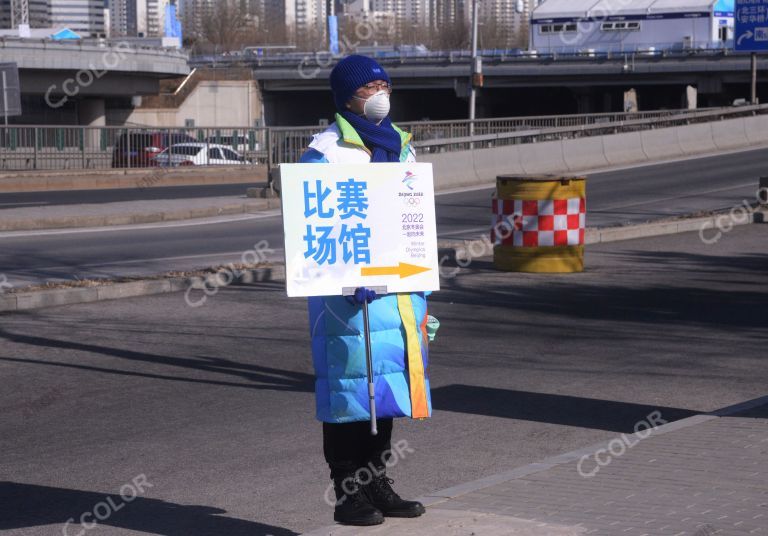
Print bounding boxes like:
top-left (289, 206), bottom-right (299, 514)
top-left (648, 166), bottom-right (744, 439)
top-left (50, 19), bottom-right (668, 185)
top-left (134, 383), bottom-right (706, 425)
top-left (201, 0), bottom-right (252, 51)
top-left (426, 18), bottom-right (470, 50)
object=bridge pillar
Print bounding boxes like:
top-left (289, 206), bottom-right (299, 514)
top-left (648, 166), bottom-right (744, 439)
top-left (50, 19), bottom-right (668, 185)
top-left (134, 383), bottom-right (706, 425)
top-left (684, 85), bottom-right (698, 110)
top-left (624, 89), bottom-right (638, 112)
top-left (78, 98), bottom-right (106, 149)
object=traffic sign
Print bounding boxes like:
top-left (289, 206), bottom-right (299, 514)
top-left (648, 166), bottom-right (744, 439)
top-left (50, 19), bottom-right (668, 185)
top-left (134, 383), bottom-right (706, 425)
top-left (735, 0), bottom-right (768, 51)
top-left (280, 162), bottom-right (440, 297)
top-left (0, 62), bottom-right (21, 119)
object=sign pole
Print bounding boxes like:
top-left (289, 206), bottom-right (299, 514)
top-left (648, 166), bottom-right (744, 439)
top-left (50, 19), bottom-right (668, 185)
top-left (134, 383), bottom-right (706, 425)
top-left (2, 71), bottom-right (8, 127)
top-left (361, 299), bottom-right (378, 436)
top-left (752, 52), bottom-right (758, 105)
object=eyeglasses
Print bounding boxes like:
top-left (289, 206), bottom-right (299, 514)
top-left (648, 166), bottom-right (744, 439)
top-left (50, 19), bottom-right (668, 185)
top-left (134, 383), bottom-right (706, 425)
top-left (357, 82), bottom-right (392, 95)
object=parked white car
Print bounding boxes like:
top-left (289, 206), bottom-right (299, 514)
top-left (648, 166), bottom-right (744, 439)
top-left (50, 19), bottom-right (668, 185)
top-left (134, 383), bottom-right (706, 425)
top-left (153, 143), bottom-right (248, 167)
top-left (203, 135), bottom-right (259, 153)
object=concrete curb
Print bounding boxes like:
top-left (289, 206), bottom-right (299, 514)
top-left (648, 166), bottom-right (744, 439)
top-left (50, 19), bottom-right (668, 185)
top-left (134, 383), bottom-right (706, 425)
top-left (300, 394), bottom-right (768, 535)
top-left (0, 198), bottom-right (282, 231)
top-left (0, 266), bottom-right (286, 313)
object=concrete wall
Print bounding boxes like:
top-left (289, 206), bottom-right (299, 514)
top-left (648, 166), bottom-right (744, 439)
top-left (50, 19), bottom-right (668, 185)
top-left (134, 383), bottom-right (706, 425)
top-left (127, 81), bottom-right (263, 128)
top-left (421, 113), bottom-right (768, 190)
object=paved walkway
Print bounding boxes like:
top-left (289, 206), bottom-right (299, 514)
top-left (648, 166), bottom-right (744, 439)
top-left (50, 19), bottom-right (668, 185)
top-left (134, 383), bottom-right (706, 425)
top-left (304, 399), bottom-right (768, 535)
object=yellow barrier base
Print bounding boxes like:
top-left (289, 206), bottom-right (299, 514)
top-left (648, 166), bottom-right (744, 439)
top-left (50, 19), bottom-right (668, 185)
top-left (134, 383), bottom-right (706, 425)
top-left (494, 245), bottom-right (585, 273)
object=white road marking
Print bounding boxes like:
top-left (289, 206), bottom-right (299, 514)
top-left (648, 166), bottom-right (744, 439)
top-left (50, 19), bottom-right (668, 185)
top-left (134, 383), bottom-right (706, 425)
top-left (597, 182), bottom-right (757, 211)
top-left (438, 227), bottom-right (488, 237)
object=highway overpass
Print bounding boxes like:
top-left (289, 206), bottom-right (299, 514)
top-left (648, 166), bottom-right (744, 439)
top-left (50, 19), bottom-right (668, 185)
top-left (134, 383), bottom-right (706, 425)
top-left (1, 37), bottom-right (189, 126)
top-left (192, 51), bottom-right (768, 125)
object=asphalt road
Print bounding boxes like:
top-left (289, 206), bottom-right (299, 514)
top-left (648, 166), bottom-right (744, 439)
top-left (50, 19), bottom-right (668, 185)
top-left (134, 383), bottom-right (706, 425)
top-left (0, 148), bottom-right (765, 287)
top-left (1, 225), bottom-right (766, 535)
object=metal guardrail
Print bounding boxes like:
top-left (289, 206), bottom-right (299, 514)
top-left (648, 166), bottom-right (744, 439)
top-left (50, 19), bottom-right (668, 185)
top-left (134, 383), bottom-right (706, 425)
top-left (0, 126), bottom-right (269, 171)
top-left (189, 42), bottom-right (745, 69)
top-left (1, 105), bottom-right (764, 173)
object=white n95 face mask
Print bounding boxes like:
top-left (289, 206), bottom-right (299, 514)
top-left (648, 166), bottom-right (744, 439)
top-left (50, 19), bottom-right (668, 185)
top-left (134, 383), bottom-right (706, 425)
top-left (355, 90), bottom-right (390, 123)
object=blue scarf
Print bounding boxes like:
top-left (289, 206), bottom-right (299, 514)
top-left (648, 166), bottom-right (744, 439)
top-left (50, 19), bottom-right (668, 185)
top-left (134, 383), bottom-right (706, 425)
top-left (340, 111), bottom-right (403, 163)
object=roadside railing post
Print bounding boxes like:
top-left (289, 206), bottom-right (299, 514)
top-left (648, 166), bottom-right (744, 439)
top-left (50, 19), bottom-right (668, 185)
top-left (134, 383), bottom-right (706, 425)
top-left (80, 127), bottom-right (86, 169)
top-left (33, 127), bottom-right (38, 170)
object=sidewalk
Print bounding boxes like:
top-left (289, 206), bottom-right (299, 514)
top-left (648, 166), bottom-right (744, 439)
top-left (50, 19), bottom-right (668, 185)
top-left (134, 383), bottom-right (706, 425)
top-left (304, 398), bottom-right (768, 536)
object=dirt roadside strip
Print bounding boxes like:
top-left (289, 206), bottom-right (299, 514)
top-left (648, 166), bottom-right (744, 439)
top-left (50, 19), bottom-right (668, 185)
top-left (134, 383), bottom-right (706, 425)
top-left (1, 208), bottom-right (765, 313)
top-left (0, 165), bottom-right (267, 193)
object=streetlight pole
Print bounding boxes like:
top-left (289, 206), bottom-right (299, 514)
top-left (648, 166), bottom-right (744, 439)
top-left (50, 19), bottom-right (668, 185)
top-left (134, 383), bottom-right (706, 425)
top-left (751, 52), bottom-right (758, 105)
top-left (469, 0), bottom-right (480, 146)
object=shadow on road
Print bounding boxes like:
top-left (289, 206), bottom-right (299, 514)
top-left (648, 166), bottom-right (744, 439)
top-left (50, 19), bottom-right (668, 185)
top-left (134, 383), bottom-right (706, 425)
top-left (432, 384), bottom-right (697, 433)
top-left (0, 481), bottom-right (297, 535)
top-left (730, 403), bottom-right (768, 419)
top-left (0, 329), bottom-right (314, 393)
top-left (438, 253), bottom-right (768, 333)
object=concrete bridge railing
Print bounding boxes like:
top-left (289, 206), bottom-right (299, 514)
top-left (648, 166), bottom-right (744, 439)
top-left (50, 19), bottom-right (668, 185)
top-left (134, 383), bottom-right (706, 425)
top-left (421, 111), bottom-right (768, 190)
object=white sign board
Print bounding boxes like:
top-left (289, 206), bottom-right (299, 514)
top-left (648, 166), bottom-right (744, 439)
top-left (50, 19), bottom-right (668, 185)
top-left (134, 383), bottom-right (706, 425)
top-left (280, 162), bottom-right (440, 298)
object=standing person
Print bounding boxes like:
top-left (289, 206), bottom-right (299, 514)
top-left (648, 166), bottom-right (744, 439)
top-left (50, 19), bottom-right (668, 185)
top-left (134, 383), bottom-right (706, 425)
top-left (299, 55), bottom-right (432, 526)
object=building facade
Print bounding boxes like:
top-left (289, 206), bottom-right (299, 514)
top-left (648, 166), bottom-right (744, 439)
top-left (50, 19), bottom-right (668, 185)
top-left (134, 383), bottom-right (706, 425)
top-left (111, 0), bottom-right (167, 37)
top-left (50, 0), bottom-right (105, 36)
top-left (0, 0), bottom-right (51, 29)
top-left (178, 0), bottom-right (212, 39)
top-left (147, 0), bottom-right (163, 36)
top-left (479, 0), bottom-right (530, 47)
top-left (530, 0), bottom-right (734, 54)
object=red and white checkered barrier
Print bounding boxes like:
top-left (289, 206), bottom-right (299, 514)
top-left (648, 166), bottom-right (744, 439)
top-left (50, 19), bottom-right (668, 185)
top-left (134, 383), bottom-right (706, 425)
top-left (491, 198), bottom-right (586, 247)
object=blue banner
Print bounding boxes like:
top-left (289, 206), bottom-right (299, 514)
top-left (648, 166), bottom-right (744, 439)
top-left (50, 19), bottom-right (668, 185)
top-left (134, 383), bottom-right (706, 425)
top-left (329, 15), bottom-right (339, 55)
top-left (165, 3), bottom-right (182, 41)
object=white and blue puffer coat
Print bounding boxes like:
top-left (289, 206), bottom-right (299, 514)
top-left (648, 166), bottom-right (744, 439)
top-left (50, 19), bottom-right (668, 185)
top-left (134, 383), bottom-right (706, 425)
top-left (299, 113), bottom-right (432, 424)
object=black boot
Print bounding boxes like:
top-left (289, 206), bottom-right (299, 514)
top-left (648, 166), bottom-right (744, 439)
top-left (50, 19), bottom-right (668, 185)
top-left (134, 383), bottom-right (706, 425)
top-left (332, 474), bottom-right (385, 526)
top-left (363, 472), bottom-right (426, 518)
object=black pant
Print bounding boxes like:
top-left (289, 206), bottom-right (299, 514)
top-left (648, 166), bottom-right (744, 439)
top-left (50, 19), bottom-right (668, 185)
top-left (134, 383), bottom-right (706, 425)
top-left (323, 418), bottom-right (393, 480)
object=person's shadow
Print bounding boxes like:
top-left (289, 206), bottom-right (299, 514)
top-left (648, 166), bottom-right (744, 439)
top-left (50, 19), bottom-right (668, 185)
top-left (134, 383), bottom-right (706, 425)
top-left (0, 481), bottom-right (298, 536)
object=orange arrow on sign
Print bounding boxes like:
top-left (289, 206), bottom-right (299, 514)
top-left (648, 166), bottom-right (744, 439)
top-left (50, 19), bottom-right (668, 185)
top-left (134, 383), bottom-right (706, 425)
top-left (361, 262), bottom-right (431, 279)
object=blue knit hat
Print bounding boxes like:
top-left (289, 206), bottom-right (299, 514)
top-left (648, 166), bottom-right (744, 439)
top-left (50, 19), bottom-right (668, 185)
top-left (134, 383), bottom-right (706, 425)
top-left (330, 55), bottom-right (391, 111)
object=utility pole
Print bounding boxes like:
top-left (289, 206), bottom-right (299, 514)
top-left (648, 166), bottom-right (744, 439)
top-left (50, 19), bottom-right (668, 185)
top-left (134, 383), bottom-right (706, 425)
top-left (469, 0), bottom-right (481, 146)
top-left (751, 52), bottom-right (758, 105)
